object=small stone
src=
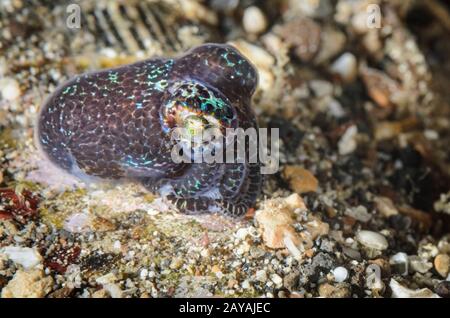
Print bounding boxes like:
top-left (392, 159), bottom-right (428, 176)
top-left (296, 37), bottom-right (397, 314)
top-left (351, 11), bottom-right (371, 34)
top-left (96, 273), bottom-right (117, 285)
top-left (327, 98), bottom-right (346, 118)
top-left (318, 283), bottom-right (351, 298)
top-left (228, 40), bottom-right (275, 91)
top-left (314, 26), bottom-right (346, 64)
top-left (360, 66), bottom-right (405, 109)
top-left (1, 269), bottom-right (53, 298)
top-left (249, 246), bottom-right (265, 258)
top-left (418, 243), bottom-right (439, 260)
top-left (434, 193), bottom-right (450, 215)
top-left (332, 267), bottom-right (348, 283)
top-left (200, 248), bottom-right (210, 258)
top-left (261, 33), bottom-right (283, 55)
top-left (0, 78), bottom-right (21, 101)
top-left (0, 246), bottom-right (43, 270)
top-left (438, 236), bottom-right (450, 254)
top-left (92, 289), bottom-right (109, 298)
top-left (235, 228), bottom-right (249, 240)
top-left (283, 234), bottom-right (302, 260)
top-left (370, 258), bottom-right (390, 274)
top-left (242, 6), bottom-right (267, 35)
top-left (342, 247), bottom-right (361, 261)
top-left (103, 283), bottom-right (123, 298)
top-left (211, 265), bottom-right (221, 273)
top-left (390, 252), bottom-right (409, 275)
top-left (356, 230), bottom-right (388, 251)
top-left (113, 240), bottom-right (121, 250)
top-left (63, 213), bottom-right (92, 233)
top-left (169, 257), bottom-right (184, 269)
top-left (290, 0), bottom-right (333, 18)
top-left (424, 129), bottom-right (439, 140)
top-left (284, 193), bottom-right (307, 211)
top-left (374, 196), bottom-right (398, 217)
top-left (241, 279), bottom-right (251, 289)
top-left (283, 270), bottom-right (300, 291)
top-left (140, 268), bottom-right (148, 280)
top-left (229, 40), bottom-right (274, 68)
top-left (409, 256), bottom-right (433, 274)
top-left (365, 265), bottom-right (384, 291)
top-left (255, 269), bottom-right (267, 282)
top-left (362, 30), bottom-right (382, 55)
top-left (282, 166), bottom-right (319, 194)
top-left (310, 79), bottom-right (333, 97)
top-left (178, 0), bottom-right (218, 25)
top-left (255, 198), bottom-right (300, 249)
top-left (435, 281), bottom-right (450, 298)
top-left (210, 0), bottom-right (239, 12)
top-left (434, 254), bottom-right (450, 278)
top-left (276, 17), bottom-right (321, 62)
top-left (389, 279), bottom-right (440, 298)
top-left (271, 273), bottom-right (283, 286)
top-left (338, 125), bottom-right (358, 155)
top-left (330, 52), bottom-right (357, 82)
top-left (91, 216), bottom-right (116, 232)
top-left (304, 217), bottom-right (330, 240)
top-left (374, 121), bottom-right (403, 141)
top-left (47, 287), bottom-right (74, 298)
top-left (304, 252), bottom-right (336, 282)
top-left (345, 205), bottom-right (371, 223)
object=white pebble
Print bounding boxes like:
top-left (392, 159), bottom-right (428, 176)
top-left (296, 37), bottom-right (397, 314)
top-left (0, 246), bottom-right (43, 269)
top-left (390, 252), bottom-right (408, 266)
top-left (327, 98), bottom-right (346, 118)
top-left (424, 130), bottom-right (438, 140)
top-left (356, 230), bottom-right (388, 250)
top-left (103, 283), bottom-right (123, 298)
top-left (330, 52), bottom-right (357, 82)
top-left (100, 47), bottom-right (118, 58)
top-left (215, 271), bottom-right (224, 279)
top-left (242, 6), bottom-right (267, 34)
top-left (345, 205), bottom-right (371, 223)
top-left (338, 125), bottom-right (358, 155)
top-left (95, 273), bottom-right (117, 285)
top-left (389, 279), bottom-right (440, 298)
top-left (255, 269), bottom-right (267, 282)
top-left (271, 273), bottom-right (283, 286)
top-left (200, 248), bottom-right (210, 257)
top-left (229, 40), bottom-right (275, 67)
top-left (64, 213), bottom-right (91, 233)
top-left (409, 255), bottom-right (432, 274)
top-left (235, 228), bottom-right (249, 240)
top-left (113, 240), bottom-right (121, 250)
top-left (310, 80), bottom-right (333, 97)
top-left (283, 234), bottom-right (302, 260)
top-left (140, 268), bottom-right (148, 280)
top-left (0, 78), bottom-right (21, 101)
top-left (332, 267), bottom-right (348, 282)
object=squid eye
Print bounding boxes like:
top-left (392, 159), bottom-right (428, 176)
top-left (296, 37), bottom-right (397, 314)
top-left (183, 115), bottom-right (209, 136)
top-left (160, 81), bottom-right (237, 135)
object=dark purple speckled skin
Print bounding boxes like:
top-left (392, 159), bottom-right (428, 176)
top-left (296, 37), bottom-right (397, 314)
top-left (36, 43), bottom-right (262, 216)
